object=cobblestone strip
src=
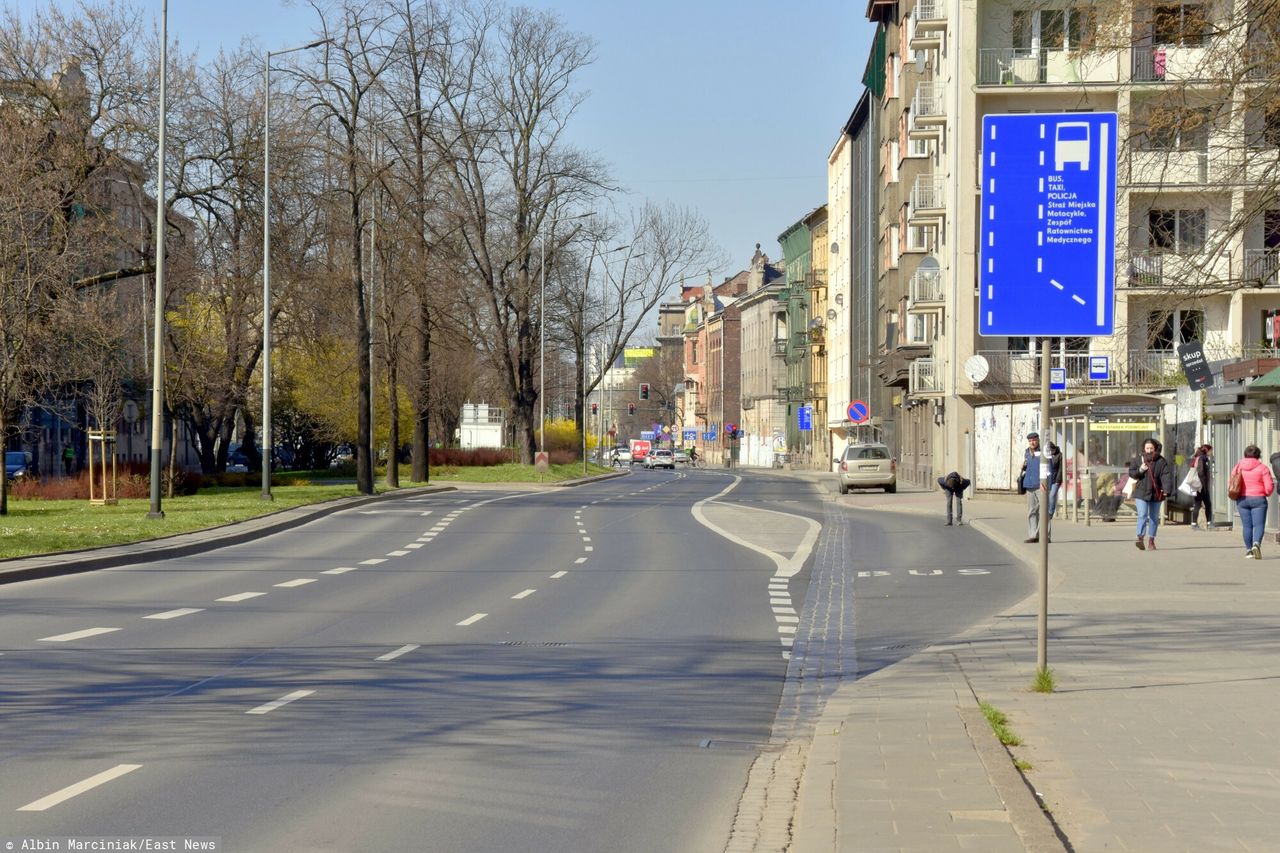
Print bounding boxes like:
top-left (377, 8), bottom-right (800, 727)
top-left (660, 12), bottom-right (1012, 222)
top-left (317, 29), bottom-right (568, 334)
top-left (724, 497), bottom-right (856, 853)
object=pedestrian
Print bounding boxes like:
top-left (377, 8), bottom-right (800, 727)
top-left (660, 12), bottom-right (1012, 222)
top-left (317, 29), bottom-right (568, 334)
top-left (1189, 444), bottom-right (1213, 530)
top-left (937, 471), bottom-right (971, 526)
top-left (62, 444), bottom-right (74, 476)
top-left (1019, 431), bottom-right (1050, 543)
top-left (1231, 444), bottom-right (1274, 559)
top-left (1046, 442), bottom-right (1064, 519)
top-left (1128, 437), bottom-right (1175, 551)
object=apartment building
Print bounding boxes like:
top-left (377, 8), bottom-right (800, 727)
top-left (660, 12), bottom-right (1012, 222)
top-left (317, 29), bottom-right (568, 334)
top-left (865, 0), bottom-right (1280, 512)
top-left (738, 248), bottom-right (788, 467)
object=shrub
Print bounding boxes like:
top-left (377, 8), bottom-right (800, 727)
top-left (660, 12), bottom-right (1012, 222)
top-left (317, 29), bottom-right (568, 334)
top-left (548, 450), bottom-right (577, 465)
top-left (6, 465), bottom-right (200, 500)
top-left (427, 447), bottom-right (511, 467)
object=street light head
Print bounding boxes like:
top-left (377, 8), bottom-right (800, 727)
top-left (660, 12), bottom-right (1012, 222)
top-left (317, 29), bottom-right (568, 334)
top-left (304, 38), bottom-right (333, 50)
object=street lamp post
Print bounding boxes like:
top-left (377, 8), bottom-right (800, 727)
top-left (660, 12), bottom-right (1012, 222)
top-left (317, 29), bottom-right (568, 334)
top-left (147, 0), bottom-right (168, 520)
top-left (262, 37), bottom-right (331, 502)
top-left (580, 243), bottom-right (631, 475)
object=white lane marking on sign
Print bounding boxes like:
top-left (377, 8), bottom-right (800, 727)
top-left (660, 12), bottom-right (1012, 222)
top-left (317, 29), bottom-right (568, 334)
top-left (1040, 123), bottom-right (1046, 138)
top-left (322, 567), bottom-right (358, 575)
top-left (1051, 279), bottom-right (1064, 290)
top-left (512, 589), bottom-right (536, 600)
top-left (1037, 258), bottom-right (1043, 273)
top-left (991, 125), bottom-right (997, 140)
top-left (37, 627), bottom-right (121, 643)
top-left (988, 311), bottom-right (993, 326)
top-left (1038, 204), bottom-right (1044, 218)
top-left (246, 689), bottom-right (315, 715)
top-left (1097, 120), bottom-right (1110, 325)
top-left (990, 151), bottom-right (996, 167)
top-left (988, 233), bottom-right (994, 247)
top-left (988, 178), bottom-right (995, 193)
top-left (550, 571), bottom-right (568, 579)
top-left (143, 608), bottom-right (204, 620)
top-left (988, 259), bottom-right (994, 273)
top-left (456, 613), bottom-right (488, 626)
top-left (987, 285), bottom-right (994, 299)
top-left (18, 764), bottom-right (142, 812)
top-left (1039, 150), bottom-right (1045, 166)
top-left (1072, 294), bottom-right (1086, 305)
top-left (376, 644), bottom-right (419, 662)
top-left (1039, 178), bottom-right (1045, 192)
top-left (360, 558), bottom-right (386, 565)
top-left (1038, 232), bottom-right (1044, 246)
top-left (274, 578), bottom-right (316, 588)
top-left (988, 205), bottom-right (995, 220)
top-left (217, 592), bottom-right (266, 603)
top-left (386, 550), bottom-right (411, 557)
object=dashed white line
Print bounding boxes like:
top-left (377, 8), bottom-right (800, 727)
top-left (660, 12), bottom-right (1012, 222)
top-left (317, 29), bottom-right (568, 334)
top-left (18, 765), bottom-right (142, 812)
top-left (143, 608), bottom-right (204, 621)
top-left (988, 205), bottom-right (995, 220)
top-left (989, 151), bottom-right (996, 167)
top-left (990, 124), bottom-right (997, 140)
top-left (360, 558), bottom-right (387, 566)
top-left (574, 557), bottom-right (588, 564)
top-left (37, 627), bottom-right (121, 643)
top-left (512, 589), bottom-right (537, 600)
top-left (581, 536), bottom-right (591, 542)
top-left (274, 578), bottom-right (317, 588)
top-left (550, 571), bottom-right (568, 579)
top-left (386, 550), bottom-right (411, 557)
top-left (217, 592), bottom-right (266, 603)
top-left (322, 567), bottom-right (358, 575)
top-left (405, 543), bottom-right (423, 549)
top-left (772, 607), bottom-right (797, 615)
top-left (987, 285), bottom-right (994, 298)
top-left (375, 644), bottom-right (420, 662)
top-left (456, 613), bottom-right (488, 627)
top-left (1072, 294), bottom-right (1086, 305)
top-left (584, 546), bottom-right (593, 552)
top-left (775, 615), bottom-right (800, 624)
top-left (1050, 279), bottom-right (1064, 290)
top-left (246, 689), bottom-right (315, 715)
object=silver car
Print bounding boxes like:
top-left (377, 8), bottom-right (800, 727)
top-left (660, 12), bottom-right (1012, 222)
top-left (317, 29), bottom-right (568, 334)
top-left (837, 443), bottom-right (897, 494)
top-left (645, 449), bottom-right (676, 470)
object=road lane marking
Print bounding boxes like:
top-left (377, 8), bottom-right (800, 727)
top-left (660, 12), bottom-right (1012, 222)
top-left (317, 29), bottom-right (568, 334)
top-left (217, 592), bottom-right (266, 603)
top-left (584, 546), bottom-right (593, 552)
top-left (775, 615), bottom-right (799, 624)
top-left (323, 567), bottom-right (358, 575)
top-left (574, 557), bottom-right (587, 564)
top-left (246, 689), bottom-right (315, 715)
top-left (37, 627), bottom-right (121, 643)
top-left (375, 644), bottom-right (420, 662)
top-left (550, 571), bottom-right (567, 579)
top-left (778, 626), bottom-right (797, 634)
top-left (386, 550), bottom-right (411, 557)
top-left (512, 589), bottom-right (536, 600)
top-left (405, 543), bottom-right (423, 549)
top-left (582, 536), bottom-right (591, 542)
top-left (274, 578), bottom-right (317, 588)
top-left (18, 764), bottom-right (142, 811)
top-left (143, 608), bottom-right (204, 620)
top-left (772, 607), bottom-right (797, 615)
top-left (456, 613), bottom-right (488, 626)
top-left (430, 526), bottom-right (446, 532)
top-left (360, 558), bottom-right (387, 565)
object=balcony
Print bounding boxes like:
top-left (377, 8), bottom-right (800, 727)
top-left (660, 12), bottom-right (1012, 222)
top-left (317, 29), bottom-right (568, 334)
top-left (908, 175), bottom-right (946, 223)
top-left (908, 266), bottom-right (945, 308)
top-left (977, 48), bottom-right (1122, 87)
top-left (1245, 249), bottom-right (1280, 287)
top-left (909, 83), bottom-right (946, 139)
top-left (1127, 150), bottom-right (1210, 187)
top-left (1131, 46), bottom-right (1213, 83)
top-left (773, 339), bottom-right (788, 357)
top-left (909, 358), bottom-right (945, 395)
top-left (806, 381), bottom-right (827, 399)
top-left (911, 0), bottom-right (946, 49)
top-left (972, 350), bottom-right (1100, 392)
top-left (1128, 253), bottom-right (1164, 288)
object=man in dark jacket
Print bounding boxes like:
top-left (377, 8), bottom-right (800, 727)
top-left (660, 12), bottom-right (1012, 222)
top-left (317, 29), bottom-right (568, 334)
top-left (938, 471), bottom-right (971, 526)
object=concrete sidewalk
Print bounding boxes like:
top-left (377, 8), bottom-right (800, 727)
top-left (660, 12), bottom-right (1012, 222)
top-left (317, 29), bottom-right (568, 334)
top-left (793, 485), bottom-right (1280, 852)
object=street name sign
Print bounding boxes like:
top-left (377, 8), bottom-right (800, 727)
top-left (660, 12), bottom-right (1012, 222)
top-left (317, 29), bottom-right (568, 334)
top-left (980, 113), bottom-right (1118, 337)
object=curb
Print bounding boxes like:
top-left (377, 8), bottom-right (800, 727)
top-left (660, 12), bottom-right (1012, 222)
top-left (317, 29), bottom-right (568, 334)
top-left (0, 484), bottom-right (457, 586)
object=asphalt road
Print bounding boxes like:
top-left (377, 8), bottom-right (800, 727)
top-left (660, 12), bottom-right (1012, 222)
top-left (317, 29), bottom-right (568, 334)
top-left (0, 469), bottom-right (1031, 852)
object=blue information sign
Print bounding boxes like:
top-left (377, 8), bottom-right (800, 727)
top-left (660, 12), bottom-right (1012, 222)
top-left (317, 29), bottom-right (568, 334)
top-left (1050, 367), bottom-right (1067, 391)
top-left (798, 405), bottom-right (813, 432)
top-left (980, 113), bottom-right (1117, 337)
top-left (640, 430), bottom-right (655, 441)
top-left (1089, 355), bottom-right (1110, 381)
top-left (682, 429), bottom-right (698, 442)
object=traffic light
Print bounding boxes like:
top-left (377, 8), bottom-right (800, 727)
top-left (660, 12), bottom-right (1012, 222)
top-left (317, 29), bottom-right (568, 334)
top-left (639, 383), bottom-right (650, 400)
top-left (591, 402), bottom-right (598, 415)
top-left (628, 402), bottom-right (636, 415)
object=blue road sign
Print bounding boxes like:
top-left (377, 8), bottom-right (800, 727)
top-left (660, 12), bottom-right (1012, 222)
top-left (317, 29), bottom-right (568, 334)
top-left (701, 432), bottom-right (713, 441)
top-left (847, 400), bottom-right (869, 424)
top-left (798, 405), bottom-right (813, 431)
top-left (980, 113), bottom-right (1117, 337)
top-left (1050, 367), bottom-right (1067, 391)
top-left (1089, 355), bottom-right (1110, 381)
top-left (640, 430), bottom-right (655, 441)
top-left (683, 429), bottom-right (698, 442)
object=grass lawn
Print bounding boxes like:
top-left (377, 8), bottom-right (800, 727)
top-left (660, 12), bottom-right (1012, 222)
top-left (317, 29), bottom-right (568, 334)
top-left (0, 463), bottom-right (618, 561)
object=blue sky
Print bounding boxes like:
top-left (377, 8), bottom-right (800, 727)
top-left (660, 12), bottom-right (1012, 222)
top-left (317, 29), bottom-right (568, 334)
top-left (15, 0), bottom-right (876, 270)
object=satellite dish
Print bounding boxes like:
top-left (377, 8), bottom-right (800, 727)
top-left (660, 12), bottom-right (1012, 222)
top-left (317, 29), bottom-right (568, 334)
top-left (826, 308), bottom-right (837, 321)
top-left (964, 354), bottom-right (990, 383)
top-left (917, 255), bottom-right (941, 273)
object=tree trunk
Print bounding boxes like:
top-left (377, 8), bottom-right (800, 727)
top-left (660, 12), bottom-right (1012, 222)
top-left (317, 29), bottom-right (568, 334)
top-left (0, 409), bottom-right (9, 516)
top-left (352, 152), bottom-right (373, 496)
top-left (386, 355), bottom-right (400, 488)
top-left (411, 294), bottom-right (430, 482)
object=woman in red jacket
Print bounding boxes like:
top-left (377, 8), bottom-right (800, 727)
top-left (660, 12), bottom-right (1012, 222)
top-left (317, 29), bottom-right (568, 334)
top-left (1232, 445), bottom-right (1275, 560)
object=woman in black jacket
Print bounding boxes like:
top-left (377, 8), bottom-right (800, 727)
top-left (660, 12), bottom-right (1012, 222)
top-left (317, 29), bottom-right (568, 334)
top-left (1129, 437), bottom-right (1176, 551)
top-left (1190, 444), bottom-right (1213, 529)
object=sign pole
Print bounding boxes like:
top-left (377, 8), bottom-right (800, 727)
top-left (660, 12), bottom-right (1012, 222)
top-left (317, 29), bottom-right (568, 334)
top-left (1038, 337), bottom-right (1051, 674)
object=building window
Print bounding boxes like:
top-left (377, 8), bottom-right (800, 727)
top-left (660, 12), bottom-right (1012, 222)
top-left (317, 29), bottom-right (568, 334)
top-left (1148, 208), bottom-right (1206, 253)
top-left (691, 341), bottom-right (698, 364)
top-left (908, 135), bottom-right (930, 158)
top-left (906, 224), bottom-right (934, 252)
top-left (1137, 107), bottom-right (1210, 151)
top-left (1148, 309), bottom-right (1204, 350)
top-left (1153, 3), bottom-right (1208, 46)
top-left (1013, 7), bottom-right (1094, 51)
top-left (1246, 105), bottom-right (1280, 149)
